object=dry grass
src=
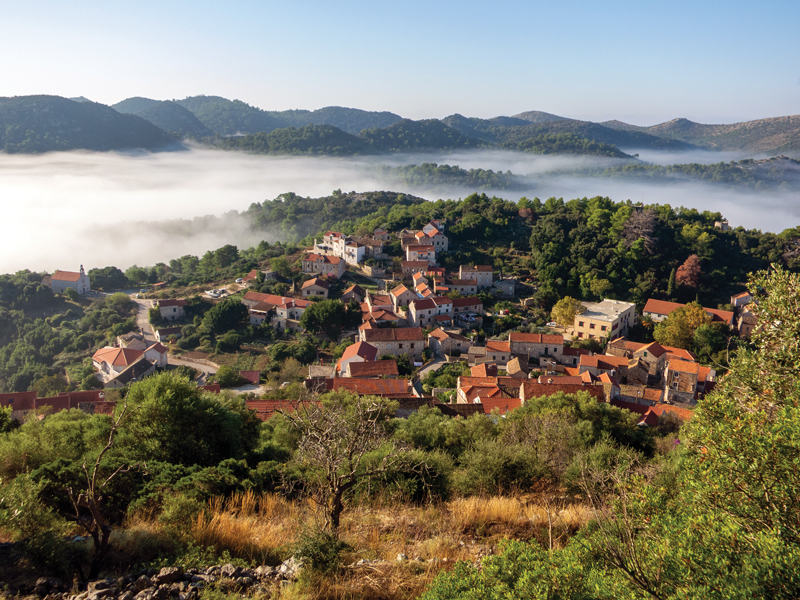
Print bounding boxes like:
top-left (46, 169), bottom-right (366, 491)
top-left (99, 492), bottom-right (593, 600)
top-left (190, 491), bottom-right (302, 565)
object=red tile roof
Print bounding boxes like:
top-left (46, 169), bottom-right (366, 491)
top-left (509, 332), bottom-right (563, 345)
top-left (471, 364), bottom-right (498, 377)
top-left (486, 340), bottom-right (511, 353)
top-left (199, 384), bottom-right (221, 393)
top-left (480, 397), bottom-right (522, 415)
top-left (521, 382), bottom-right (605, 403)
top-left (340, 341), bottom-right (379, 362)
top-left (302, 277), bottom-right (329, 290)
top-left (667, 358), bottom-right (700, 375)
top-left (240, 370), bottom-right (260, 384)
top-left (158, 299), bottom-right (187, 308)
top-left (347, 360), bottom-right (400, 378)
top-left (644, 299), bottom-right (733, 324)
top-left (51, 270), bottom-right (83, 282)
top-left (451, 296), bottom-right (483, 308)
top-left (331, 378), bottom-right (410, 396)
top-left (92, 347), bottom-right (144, 367)
top-left (637, 342), bottom-right (667, 358)
top-left (246, 400), bottom-right (306, 421)
top-left (363, 328), bottom-right (425, 342)
top-left (0, 391), bottom-right (37, 410)
top-left (402, 261), bottom-right (429, 268)
top-left (537, 375), bottom-right (585, 385)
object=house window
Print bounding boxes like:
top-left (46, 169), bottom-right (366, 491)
top-left (578, 321), bottom-right (585, 327)
top-left (410, 344), bottom-right (415, 348)
top-left (399, 344), bottom-right (404, 349)
top-left (589, 323), bottom-right (595, 329)
top-left (600, 325), bottom-right (606, 331)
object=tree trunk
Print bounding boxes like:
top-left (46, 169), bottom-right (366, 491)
top-left (327, 491), bottom-right (345, 531)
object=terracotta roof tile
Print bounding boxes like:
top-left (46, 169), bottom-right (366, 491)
top-left (363, 328), bottom-right (425, 342)
top-left (51, 270), bottom-right (83, 282)
top-left (347, 360), bottom-right (399, 377)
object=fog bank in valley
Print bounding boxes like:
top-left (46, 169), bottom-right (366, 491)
top-left (0, 148), bottom-right (796, 274)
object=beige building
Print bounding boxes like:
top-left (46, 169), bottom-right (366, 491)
top-left (507, 332), bottom-right (564, 361)
top-left (574, 299), bottom-right (636, 340)
top-left (302, 253), bottom-right (346, 279)
top-left (301, 278), bottom-right (329, 299)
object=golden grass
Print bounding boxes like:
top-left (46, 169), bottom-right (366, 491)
top-left (189, 491), bottom-right (301, 565)
top-left (99, 492), bottom-right (593, 599)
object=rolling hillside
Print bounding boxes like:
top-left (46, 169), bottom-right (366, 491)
top-left (0, 95), bottom-right (176, 153)
top-left (134, 101), bottom-right (212, 137)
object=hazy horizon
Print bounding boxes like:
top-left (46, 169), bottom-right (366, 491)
top-left (0, 148), bottom-right (796, 275)
top-left (2, 1), bottom-right (799, 126)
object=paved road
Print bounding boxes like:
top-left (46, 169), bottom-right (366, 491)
top-left (417, 356), bottom-right (447, 380)
top-left (168, 355), bottom-right (218, 383)
top-left (131, 297), bottom-right (156, 341)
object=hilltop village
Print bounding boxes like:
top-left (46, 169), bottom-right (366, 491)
top-left (1, 218), bottom-right (757, 428)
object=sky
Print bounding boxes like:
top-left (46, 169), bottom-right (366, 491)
top-left (1, 0), bottom-right (798, 125)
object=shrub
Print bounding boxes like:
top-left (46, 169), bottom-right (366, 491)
top-left (294, 528), bottom-right (351, 574)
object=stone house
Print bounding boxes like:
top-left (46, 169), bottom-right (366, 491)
top-left (342, 284), bottom-right (366, 303)
top-left (458, 265), bottom-right (493, 289)
top-left (158, 299), bottom-right (187, 321)
top-left (485, 340), bottom-right (511, 363)
top-left (663, 358), bottom-right (700, 405)
top-left (360, 327), bottom-right (425, 361)
top-left (48, 266), bottom-right (91, 295)
top-left (336, 341), bottom-right (378, 375)
top-left (451, 296), bottom-right (484, 317)
top-left (434, 278), bottom-right (477, 295)
top-left (427, 328), bottom-right (471, 357)
top-left (301, 278), bottom-right (329, 299)
top-left (507, 332), bottom-right (563, 362)
top-left (389, 284), bottom-right (418, 309)
top-left (302, 253), bottom-right (346, 279)
top-left (402, 261), bottom-right (430, 278)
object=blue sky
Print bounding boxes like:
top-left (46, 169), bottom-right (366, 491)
top-left (2, 0), bottom-right (798, 125)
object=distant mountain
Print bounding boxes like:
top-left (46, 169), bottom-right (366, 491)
top-left (266, 106), bottom-right (403, 135)
top-left (0, 95), bottom-right (177, 153)
top-left (68, 96), bottom-right (91, 103)
top-left (361, 119), bottom-right (477, 151)
top-left (134, 101), bottom-right (212, 137)
top-left (174, 96), bottom-right (284, 135)
top-left (512, 110), bottom-right (569, 124)
top-left (443, 113), bottom-right (680, 154)
top-left (644, 116), bottom-right (800, 153)
top-left (113, 97), bottom-right (160, 114)
top-left (218, 124), bottom-right (371, 156)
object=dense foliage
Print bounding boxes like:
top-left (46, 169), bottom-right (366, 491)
top-left (218, 125), bottom-right (371, 156)
top-left (422, 265), bottom-right (800, 599)
top-left (174, 96), bottom-right (284, 136)
top-left (0, 273), bottom-right (136, 392)
top-left (374, 162), bottom-right (524, 190)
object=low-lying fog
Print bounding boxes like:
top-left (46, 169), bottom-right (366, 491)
top-left (0, 148), bottom-right (796, 274)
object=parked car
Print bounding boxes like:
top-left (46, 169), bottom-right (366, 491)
top-left (235, 278), bottom-right (243, 283)
top-left (546, 321), bottom-right (558, 327)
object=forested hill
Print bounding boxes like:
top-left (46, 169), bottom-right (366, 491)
top-left (443, 113), bottom-right (693, 152)
top-left (602, 114), bottom-right (800, 153)
top-left (264, 106), bottom-right (402, 135)
top-left (132, 101), bottom-right (212, 138)
top-left (174, 96), bottom-right (285, 136)
top-left (0, 96), bottom-right (177, 153)
top-left (215, 120), bottom-right (478, 155)
top-left (373, 163), bottom-right (525, 190)
top-left (572, 156), bottom-right (800, 191)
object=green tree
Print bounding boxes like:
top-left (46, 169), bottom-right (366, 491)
top-left (653, 302), bottom-right (710, 349)
top-left (270, 256), bottom-right (292, 278)
top-left (200, 298), bottom-right (248, 334)
top-left (116, 372), bottom-right (259, 467)
top-left (551, 296), bottom-right (586, 327)
top-left (299, 299), bottom-right (360, 339)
